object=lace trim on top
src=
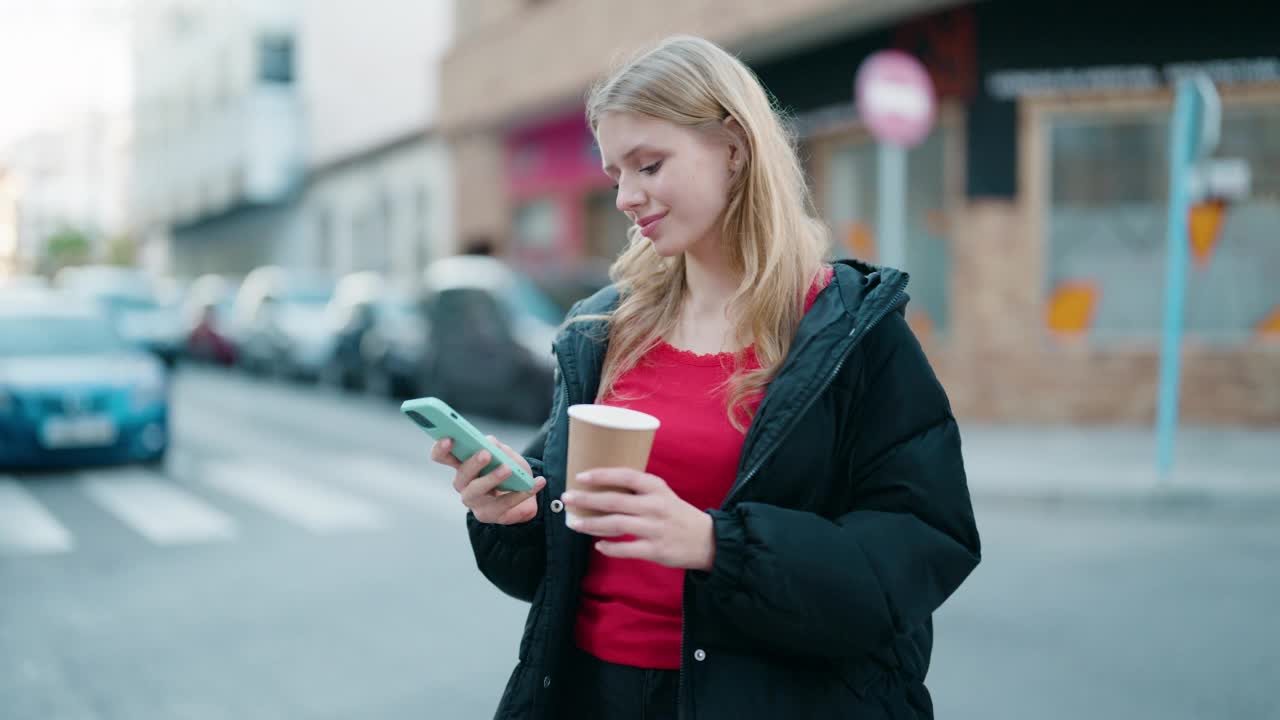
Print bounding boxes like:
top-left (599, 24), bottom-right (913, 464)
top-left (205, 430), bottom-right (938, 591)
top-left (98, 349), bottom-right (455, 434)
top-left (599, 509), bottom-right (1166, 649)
top-left (652, 265), bottom-right (834, 368)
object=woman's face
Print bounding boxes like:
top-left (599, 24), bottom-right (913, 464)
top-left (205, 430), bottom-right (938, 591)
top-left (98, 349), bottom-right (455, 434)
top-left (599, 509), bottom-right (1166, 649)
top-left (597, 111), bottom-right (737, 258)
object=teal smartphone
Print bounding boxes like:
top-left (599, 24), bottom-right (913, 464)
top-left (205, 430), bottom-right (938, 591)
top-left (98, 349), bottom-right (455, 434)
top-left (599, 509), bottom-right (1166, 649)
top-left (400, 396), bottom-right (536, 493)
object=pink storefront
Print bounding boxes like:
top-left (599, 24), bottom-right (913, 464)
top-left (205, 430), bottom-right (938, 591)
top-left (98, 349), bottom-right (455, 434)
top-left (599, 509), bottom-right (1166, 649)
top-left (504, 108), bottom-right (630, 273)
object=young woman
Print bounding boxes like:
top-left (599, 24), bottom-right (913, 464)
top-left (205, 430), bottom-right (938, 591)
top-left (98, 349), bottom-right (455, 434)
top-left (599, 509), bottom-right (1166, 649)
top-left (430, 35), bottom-right (980, 720)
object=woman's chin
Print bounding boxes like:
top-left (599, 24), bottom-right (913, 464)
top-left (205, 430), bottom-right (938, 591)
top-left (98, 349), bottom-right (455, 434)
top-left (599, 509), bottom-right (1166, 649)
top-left (648, 237), bottom-right (685, 258)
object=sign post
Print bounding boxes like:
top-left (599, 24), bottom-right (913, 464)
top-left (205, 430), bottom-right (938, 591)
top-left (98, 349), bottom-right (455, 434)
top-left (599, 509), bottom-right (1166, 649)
top-left (856, 51), bottom-right (936, 271)
top-left (1154, 75), bottom-right (1251, 481)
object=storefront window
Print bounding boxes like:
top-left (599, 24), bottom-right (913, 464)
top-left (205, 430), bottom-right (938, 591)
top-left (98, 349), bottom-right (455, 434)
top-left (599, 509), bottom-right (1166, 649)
top-left (585, 189), bottom-right (631, 262)
top-left (823, 129), bottom-right (952, 336)
top-left (1045, 101), bottom-right (1280, 343)
top-left (513, 198), bottom-right (560, 250)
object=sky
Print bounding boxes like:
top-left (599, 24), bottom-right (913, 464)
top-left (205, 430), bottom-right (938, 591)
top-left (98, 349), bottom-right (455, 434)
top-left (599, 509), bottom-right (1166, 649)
top-left (0, 0), bottom-right (133, 153)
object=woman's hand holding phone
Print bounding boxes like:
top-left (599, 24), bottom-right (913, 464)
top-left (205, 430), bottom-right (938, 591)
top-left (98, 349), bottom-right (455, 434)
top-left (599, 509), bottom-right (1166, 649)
top-left (431, 435), bottom-right (546, 525)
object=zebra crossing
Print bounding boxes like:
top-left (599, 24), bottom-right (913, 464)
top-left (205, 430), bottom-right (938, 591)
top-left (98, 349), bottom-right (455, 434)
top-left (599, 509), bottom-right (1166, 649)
top-left (0, 452), bottom-right (466, 557)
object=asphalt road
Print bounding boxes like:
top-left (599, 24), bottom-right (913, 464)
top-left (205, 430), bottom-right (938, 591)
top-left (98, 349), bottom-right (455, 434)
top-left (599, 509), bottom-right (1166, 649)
top-left (2, 366), bottom-right (1276, 719)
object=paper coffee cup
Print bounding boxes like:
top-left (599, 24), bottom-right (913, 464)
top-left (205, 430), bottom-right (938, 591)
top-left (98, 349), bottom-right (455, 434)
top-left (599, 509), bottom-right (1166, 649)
top-left (565, 404), bottom-right (660, 528)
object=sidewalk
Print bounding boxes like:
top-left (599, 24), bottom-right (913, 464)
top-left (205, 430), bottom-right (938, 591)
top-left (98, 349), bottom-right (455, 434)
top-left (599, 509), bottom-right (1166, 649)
top-left (960, 424), bottom-right (1279, 507)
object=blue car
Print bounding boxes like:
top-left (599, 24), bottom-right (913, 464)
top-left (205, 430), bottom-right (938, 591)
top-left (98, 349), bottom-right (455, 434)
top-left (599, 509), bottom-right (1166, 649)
top-left (0, 293), bottom-right (170, 469)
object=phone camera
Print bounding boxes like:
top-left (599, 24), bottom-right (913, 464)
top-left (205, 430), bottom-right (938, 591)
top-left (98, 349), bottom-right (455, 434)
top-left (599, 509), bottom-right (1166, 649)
top-left (407, 410), bottom-right (436, 430)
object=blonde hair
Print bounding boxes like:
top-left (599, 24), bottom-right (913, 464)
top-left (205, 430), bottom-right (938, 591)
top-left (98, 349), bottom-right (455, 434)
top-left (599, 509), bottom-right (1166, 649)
top-left (584, 35), bottom-right (829, 432)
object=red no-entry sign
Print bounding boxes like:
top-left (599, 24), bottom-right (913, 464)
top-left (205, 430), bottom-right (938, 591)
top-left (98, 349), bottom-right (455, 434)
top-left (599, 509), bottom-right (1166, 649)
top-left (855, 50), bottom-right (937, 148)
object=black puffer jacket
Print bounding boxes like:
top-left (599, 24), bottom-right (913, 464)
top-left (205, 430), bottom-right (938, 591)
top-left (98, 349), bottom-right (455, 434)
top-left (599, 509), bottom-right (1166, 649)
top-left (467, 260), bottom-right (981, 719)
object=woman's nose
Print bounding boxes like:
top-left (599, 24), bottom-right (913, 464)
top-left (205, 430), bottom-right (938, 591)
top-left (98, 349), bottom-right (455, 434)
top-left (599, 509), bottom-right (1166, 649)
top-left (615, 182), bottom-right (644, 214)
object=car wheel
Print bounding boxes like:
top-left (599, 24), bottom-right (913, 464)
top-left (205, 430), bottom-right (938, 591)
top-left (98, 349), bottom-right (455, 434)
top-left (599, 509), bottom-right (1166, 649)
top-left (319, 359), bottom-right (346, 390)
top-left (142, 448), bottom-right (168, 471)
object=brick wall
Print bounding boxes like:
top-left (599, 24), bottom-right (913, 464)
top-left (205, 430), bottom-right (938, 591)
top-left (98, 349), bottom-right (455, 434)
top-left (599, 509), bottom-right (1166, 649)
top-left (927, 202), bottom-right (1280, 425)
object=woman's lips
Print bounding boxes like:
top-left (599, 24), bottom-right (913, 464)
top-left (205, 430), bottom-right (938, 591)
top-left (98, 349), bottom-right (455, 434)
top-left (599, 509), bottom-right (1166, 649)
top-left (638, 212), bottom-right (666, 237)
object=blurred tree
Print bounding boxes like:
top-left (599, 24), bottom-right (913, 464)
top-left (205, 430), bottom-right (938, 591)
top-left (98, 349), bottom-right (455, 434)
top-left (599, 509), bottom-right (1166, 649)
top-left (106, 234), bottom-right (137, 266)
top-left (41, 227), bottom-right (91, 274)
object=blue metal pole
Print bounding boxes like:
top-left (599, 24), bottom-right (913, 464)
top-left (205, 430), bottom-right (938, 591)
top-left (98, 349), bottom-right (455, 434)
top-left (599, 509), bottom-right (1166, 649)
top-left (877, 142), bottom-right (907, 270)
top-left (1155, 79), bottom-right (1202, 480)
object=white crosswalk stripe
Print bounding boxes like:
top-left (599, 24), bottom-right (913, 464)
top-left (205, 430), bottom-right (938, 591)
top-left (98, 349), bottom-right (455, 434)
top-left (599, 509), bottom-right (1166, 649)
top-left (0, 477), bottom-right (74, 555)
top-left (80, 469), bottom-right (236, 545)
top-left (330, 457), bottom-right (463, 519)
top-left (203, 459), bottom-right (388, 533)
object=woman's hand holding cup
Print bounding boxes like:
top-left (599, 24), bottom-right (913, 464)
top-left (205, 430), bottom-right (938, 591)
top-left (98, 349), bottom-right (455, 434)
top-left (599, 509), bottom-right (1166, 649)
top-left (430, 436), bottom-right (546, 525)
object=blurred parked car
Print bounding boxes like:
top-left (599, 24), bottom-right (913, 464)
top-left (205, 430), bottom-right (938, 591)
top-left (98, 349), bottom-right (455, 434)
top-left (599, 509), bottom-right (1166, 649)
top-left (530, 260), bottom-right (612, 317)
top-left (228, 266), bottom-right (336, 379)
top-left (0, 292), bottom-right (170, 468)
top-left (184, 274), bottom-right (239, 366)
top-left (359, 288), bottom-right (431, 398)
top-left (0, 275), bottom-right (51, 292)
top-left (418, 255), bottom-right (561, 424)
top-left (55, 265), bottom-right (186, 367)
top-left (320, 271), bottom-right (429, 397)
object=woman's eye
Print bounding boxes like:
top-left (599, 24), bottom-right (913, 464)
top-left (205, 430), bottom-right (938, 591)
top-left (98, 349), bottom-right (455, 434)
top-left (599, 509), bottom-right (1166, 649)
top-left (640, 161), bottom-right (662, 175)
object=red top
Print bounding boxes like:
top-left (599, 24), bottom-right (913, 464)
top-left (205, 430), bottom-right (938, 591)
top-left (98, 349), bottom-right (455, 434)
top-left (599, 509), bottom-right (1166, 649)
top-left (573, 266), bottom-right (835, 669)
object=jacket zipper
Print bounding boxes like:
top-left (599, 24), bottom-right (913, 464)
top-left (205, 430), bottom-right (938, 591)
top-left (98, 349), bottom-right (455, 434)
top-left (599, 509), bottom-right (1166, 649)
top-left (678, 591), bottom-right (688, 719)
top-left (723, 284), bottom-right (907, 508)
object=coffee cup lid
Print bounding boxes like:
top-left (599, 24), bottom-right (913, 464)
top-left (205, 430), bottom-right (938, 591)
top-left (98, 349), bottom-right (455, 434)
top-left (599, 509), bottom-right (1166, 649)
top-left (568, 404), bottom-right (660, 431)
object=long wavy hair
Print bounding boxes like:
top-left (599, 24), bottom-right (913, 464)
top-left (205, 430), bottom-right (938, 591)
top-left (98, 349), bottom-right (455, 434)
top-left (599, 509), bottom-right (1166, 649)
top-left (583, 35), bottom-right (829, 432)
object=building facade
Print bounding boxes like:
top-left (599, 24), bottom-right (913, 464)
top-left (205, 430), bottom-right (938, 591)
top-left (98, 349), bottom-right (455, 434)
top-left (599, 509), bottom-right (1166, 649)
top-left (2, 112), bottom-right (133, 271)
top-left (299, 132), bottom-right (451, 280)
top-left (169, 132), bottom-right (451, 280)
top-left (0, 169), bottom-right (19, 275)
top-left (164, 0), bottom-right (453, 280)
top-left (440, 0), bottom-right (1280, 424)
top-left (129, 0), bottom-right (306, 272)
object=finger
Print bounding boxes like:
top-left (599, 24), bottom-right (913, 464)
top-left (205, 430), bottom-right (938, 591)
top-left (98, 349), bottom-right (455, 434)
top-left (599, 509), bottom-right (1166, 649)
top-left (490, 437), bottom-right (533, 475)
top-left (483, 478), bottom-right (545, 518)
top-left (496, 495), bottom-right (540, 525)
top-left (595, 539), bottom-right (657, 560)
top-left (562, 490), bottom-right (650, 516)
top-left (577, 468), bottom-right (660, 494)
top-left (451, 447), bottom-right (492, 493)
top-left (474, 477), bottom-right (546, 523)
top-left (568, 513), bottom-right (654, 538)
top-left (430, 438), bottom-right (461, 469)
top-left (461, 463), bottom-right (523, 506)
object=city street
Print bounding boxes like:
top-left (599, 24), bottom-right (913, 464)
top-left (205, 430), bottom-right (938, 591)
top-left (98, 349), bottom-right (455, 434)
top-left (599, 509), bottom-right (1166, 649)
top-left (2, 367), bottom-right (1277, 719)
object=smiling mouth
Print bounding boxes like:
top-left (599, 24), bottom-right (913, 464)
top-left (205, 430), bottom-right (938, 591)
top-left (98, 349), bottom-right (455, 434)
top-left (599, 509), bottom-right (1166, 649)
top-left (637, 213), bottom-right (667, 234)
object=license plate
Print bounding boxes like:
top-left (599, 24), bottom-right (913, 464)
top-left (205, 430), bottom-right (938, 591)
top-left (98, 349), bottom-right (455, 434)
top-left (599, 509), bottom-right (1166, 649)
top-left (40, 415), bottom-right (119, 449)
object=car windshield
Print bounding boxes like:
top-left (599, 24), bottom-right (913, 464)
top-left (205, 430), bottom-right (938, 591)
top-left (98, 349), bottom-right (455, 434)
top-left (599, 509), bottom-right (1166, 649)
top-left (281, 282), bottom-right (333, 306)
top-left (98, 293), bottom-right (159, 313)
top-left (0, 314), bottom-right (128, 356)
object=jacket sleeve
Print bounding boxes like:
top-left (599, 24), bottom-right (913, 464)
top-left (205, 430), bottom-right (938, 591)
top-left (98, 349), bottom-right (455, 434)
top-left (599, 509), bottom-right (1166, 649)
top-left (466, 499), bottom-right (546, 603)
top-left (464, 374), bottom-right (558, 603)
top-left (690, 311), bottom-right (981, 658)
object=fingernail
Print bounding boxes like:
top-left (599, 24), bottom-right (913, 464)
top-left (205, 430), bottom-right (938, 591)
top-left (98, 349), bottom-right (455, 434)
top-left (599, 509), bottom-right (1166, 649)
top-left (561, 491), bottom-right (577, 503)
top-left (565, 514), bottom-right (579, 529)
top-left (576, 472), bottom-right (592, 483)
top-left (478, 451), bottom-right (490, 462)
